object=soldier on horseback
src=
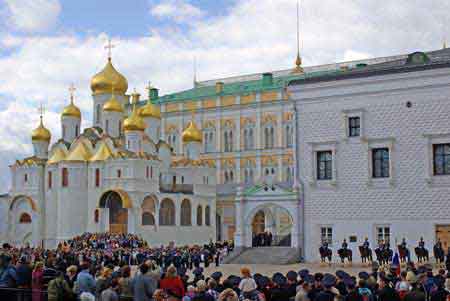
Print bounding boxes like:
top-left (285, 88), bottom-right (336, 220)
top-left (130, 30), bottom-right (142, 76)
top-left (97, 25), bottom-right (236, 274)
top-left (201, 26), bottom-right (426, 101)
top-left (359, 237), bottom-right (373, 263)
top-left (433, 238), bottom-right (445, 265)
top-left (415, 237), bottom-right (429, 263)
top-left (338, 239), bottom-right (352, 264)
top-left (342, 239), bottom-right (348, 250)
top-left (398, 237), bottom-right (411, 263)
top-left (363, 237), bottom-right (370, 250)
top-left (319, 240), bottom-right (332, 264)
top-left (418, 237), bottom-right (425, 250)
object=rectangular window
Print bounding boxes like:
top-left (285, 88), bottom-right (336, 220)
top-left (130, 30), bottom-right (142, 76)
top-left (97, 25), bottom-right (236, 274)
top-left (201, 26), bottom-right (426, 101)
top-left (372, 148), bottom-right (390, 178)
top-left (433, 143), bottom-right (450, 175)
top-left (146, 166), bottom-right (149, 179)
top-left (317, 151), bottom-right (332, 180)
top-left (117, 169), bottom-right (121, 178)
top-left (348, 116), bottom-right (360, 137)
top-left (376, 226), bottom-right (390, 244)
top-left (24, 174), bottom-right (28, 183)
top-left (62, 168), bottom-right (69, 187)
top-left (95, 168), bottom-right (100, 187)
top-left (150, 166), bottom-right (153, 179)
top-left (48, 171), bottom-right (52, 189)
top-left (321, 227), bottom-right (333, 245)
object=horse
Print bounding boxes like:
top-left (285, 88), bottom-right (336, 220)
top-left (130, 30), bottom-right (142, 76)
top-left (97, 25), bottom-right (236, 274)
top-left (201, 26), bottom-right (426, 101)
top-left (375, 247), bottom-right (393, 266)
top-left (337, 248), bottom-right (352, 264)
top-left (397, 245), bottom-right (410, 263)
top-left (358, 246), bottom-right (373, 263)
top-left (415, 247), bottom-right (429, 263)
top-left (319, 246), bottom-right (332, 264)
top-left (433, 245), bottom-right (445, 265)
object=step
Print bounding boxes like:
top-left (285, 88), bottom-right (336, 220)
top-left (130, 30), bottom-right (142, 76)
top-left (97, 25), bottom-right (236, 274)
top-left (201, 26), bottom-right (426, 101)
top-left (224, 247), bottom-right (301, 265)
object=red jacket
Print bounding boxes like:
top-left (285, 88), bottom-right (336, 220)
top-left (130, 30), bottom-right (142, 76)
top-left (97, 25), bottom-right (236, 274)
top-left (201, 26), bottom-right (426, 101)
top-left (159, 276), bottom-right (185, 299)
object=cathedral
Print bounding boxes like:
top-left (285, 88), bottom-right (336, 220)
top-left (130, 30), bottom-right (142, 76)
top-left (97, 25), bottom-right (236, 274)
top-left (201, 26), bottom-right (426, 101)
top-left (5, 54), bottom-right (217, 248)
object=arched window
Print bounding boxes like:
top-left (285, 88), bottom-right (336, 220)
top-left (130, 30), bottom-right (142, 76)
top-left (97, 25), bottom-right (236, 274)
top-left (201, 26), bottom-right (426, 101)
top-left (94, 209), bottom-right (99, 223)
top-left (62, 168), bottom-right (69, 187)
top-left (105, 119), bottom-right (109, 133)
top-left (286, 125), bottom-right (293, 147)
top-left (197, 205), bottom-right (203, 226)
top-left (205, 205), bottom-right (211, 226)
top-left (159, 199), bottom-right (175, 226)
top-left (142, 212), bottom-right (155, 225)
top-left (180, 199), bottom-right (192, 226)
top-left (270, 127), bottom-right (275, 148)
top-left (75, 125), bottom-right (79, 137)
top-left (19, 213), bottom-right (31, 224)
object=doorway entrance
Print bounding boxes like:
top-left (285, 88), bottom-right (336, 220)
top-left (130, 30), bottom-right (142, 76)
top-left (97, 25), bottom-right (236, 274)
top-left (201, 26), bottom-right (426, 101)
top-left (99, 191), bottom-right (128, 234)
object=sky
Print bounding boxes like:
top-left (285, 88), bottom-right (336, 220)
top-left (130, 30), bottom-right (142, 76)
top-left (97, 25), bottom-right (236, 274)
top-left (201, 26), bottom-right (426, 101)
top-left (0, 0), bottom-right (449, 192)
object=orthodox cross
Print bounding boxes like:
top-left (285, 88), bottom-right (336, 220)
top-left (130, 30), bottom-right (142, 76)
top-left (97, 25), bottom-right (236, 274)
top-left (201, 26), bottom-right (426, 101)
top-left (38, 103), bottom-right (45, 122)
top-left (69, 83), bottom-right (76, 102)
top-left (105, 38), bottom-right (115, 59)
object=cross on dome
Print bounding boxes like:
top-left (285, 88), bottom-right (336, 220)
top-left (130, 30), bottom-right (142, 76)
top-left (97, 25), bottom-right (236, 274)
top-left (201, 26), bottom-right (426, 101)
top-left (104, 38), bottom-right (115, 59)
top-left (69, 83), bottom-right (76, 101)
top-left (38, 103), bottom-right (45, 119)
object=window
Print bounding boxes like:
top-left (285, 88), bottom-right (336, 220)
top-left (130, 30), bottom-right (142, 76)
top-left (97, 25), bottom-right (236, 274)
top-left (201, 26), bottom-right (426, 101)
top-left (376, 226), bottom-right (390, 244)
top-left (205, 206), bottom-right (211, 226)
top-left (105, 119), bottom-right (109, 133)
top-left (244, 168), bottom-right (253, 184)
top-left (433, 143), bottom-right (450, 175)
top-left (24, 174), bottom-right (28, 183)
top-left (48, 171), bottom-right (52, 189)
top-left (96, 104), bottom-right (101, 123)
top-left (159, 199), bottom-right (175, 226)
top-left (146, 166), bottom-right (149, 179)
top-left (286, 167), bottom-right (293, 183)
top-left (224, 130), bottom-right (233, 152)
top-left (75, 125), bottom-right (79, 137)
top-left (286, 125), bottom-right (293, 147)
top-left (95, 168), bottom-right (100, 187)
top-left (243, 127), bottom-right (255, 150)
top-left (321, 227), bottom-right (333, 245)
top-left (224, 170), bottom-right (234, 184)
top-left (204, 131), bottom-right (215, 153)
top-left (19, 213), bottom-right (32, 224)
top-left (317, 151), bottom-right (332, 180)
top-left (62, 125), bottom-right (66, 139)
top-left (372, 148), bottom-right (390, 178)
top-left (348, 117), bottom-right (360, 137)
top-left (142, 212), bottom-right (155, 225)
top-left (150, 166), bottom-right (153, 178)
top-left (264, 126), bottom-right (275, 149)
top-left (197, 205), bottom-right (203, 226)
top-left (180, 199), bottom-right (192, 226)
top-left (117, 169), bottom-right (122, 178)
top-left (62, 168), bottom-right (69, 187)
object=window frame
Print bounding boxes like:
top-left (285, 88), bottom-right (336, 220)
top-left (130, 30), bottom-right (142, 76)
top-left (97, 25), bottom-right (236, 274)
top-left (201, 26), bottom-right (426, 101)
top-left (316, 151), bottom-right (333, 180)
top-left (320, 226), bottom-right (333, 246)
top-left (348, 116), bottom-right (360, 137)
top-left (372, 147), bottom-right (390, 178)
top-left (433, 143), bottom-right (450, 176)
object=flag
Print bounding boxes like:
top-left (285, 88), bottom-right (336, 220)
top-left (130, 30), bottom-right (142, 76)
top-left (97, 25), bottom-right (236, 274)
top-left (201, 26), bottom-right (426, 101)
top-left (392, 252), bottom-right (401, 275)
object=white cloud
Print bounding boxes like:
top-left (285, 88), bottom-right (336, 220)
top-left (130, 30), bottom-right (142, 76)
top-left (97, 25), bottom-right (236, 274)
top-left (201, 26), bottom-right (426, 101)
top-left (0, 0), bottom-right (450, 192)
top-left (150, 0), bottom-right (205, 23)
top-left (4, 0), bottom-right (61, 32)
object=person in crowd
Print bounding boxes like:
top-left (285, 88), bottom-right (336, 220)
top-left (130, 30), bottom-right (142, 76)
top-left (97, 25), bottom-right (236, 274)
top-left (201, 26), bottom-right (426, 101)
top-left (75, 262), bottom-right (96, 296)
top-left (96, 267), bottom-right (113, 299)
top-left (218, 288), bottom-right (239, 301)
top-left (377, 273), bottom-right (400, 301)
top-left (404, 271), bottom-right (426, 301)
top-left (118, 265), bottom-right (133, 299)
top-left (159, 264), bottom-right (185, 300)
top-left (65, 265), bottom-right (78, 290)
top-left (16, 255), bottom-right (32, 288)
top-left (100, 277), bottom-right (120, 301)
top-left (131, 263), bottom-right (157, 301)
top-left (47, 267), bottom-right (73, 301)
top-left (192, 279), bottom-right (215, 301)
top-left (32, 261), bottom-right (45, 301)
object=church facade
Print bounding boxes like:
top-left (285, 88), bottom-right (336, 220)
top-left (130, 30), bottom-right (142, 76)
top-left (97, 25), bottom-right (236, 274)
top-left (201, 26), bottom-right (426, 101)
top-left (4, 56), bottom-right (216, 248)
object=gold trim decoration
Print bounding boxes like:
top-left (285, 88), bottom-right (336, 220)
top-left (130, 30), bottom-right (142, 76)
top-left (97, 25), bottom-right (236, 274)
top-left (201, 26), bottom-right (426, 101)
top-left (202, 98), bottom-right (216, 109)
top-left (283, 112), bottom-right (294, 122)
top-left (240, 93), bottom-right (255, 104)
top-left (203, 120), bottom-right (216, 129)
top-left (221, 118), bottom-right (235, 128)
top-left (262, 113), bottom-right (277, 125)
top-left (261, 91), bottom-right (278, 102)
top-left (221, 158), bottom-right (235, 167)
top-left (9, 195), bottom-right (38, 212)
top-left (220, 95), bottom-right (235, 107)
top-left (240, 116), bottom-right (255, 126)
top-left (98, 189), bottom-right (132, 208)
top-left (165, 103), bottom-right (179, 113)
top-left (165, 123), bottom-right (178, 132)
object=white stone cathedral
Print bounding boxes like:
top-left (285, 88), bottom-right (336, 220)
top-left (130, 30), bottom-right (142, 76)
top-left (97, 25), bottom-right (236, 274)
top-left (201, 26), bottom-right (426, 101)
top-left (5, 55), bottom-right (216, 248)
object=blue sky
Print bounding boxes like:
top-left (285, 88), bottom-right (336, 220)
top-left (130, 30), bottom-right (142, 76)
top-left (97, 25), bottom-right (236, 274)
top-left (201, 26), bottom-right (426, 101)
top-left (0, 0), bottom-right (449, 192)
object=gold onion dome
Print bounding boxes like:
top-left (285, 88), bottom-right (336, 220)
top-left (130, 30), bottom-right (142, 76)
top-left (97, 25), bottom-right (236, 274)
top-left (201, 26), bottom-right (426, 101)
top-left (182, 120), bottom-right (202, 143)
top-left (32, 117), bottom-right (51, 142)
top-left (62, 97), bottom-right (81, 119)
top-left (90, 58), bottom-right (128, 95)
top-left (103, 91), bottom-right (124, 113)
top-left (139, 99), bottom-right (161, 119)
top-left (123, 105), bottom-right (146, 132)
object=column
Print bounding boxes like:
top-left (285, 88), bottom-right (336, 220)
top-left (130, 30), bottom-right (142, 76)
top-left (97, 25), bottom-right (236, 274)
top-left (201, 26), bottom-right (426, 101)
top-left (277, 157), bottom-right (283, 182)
top-left (216, 159), bottom-right (222, 184)
top-left (291, 200), bottom-right (300, 249)
top-left (277, 111), bottom-right (283, 148)
top-left (236, 159), bottom-right (241, 184)
top-left (175, 196), bottom-right (181, 226)
top-left (256, 107), bottom-right (261, 150)
top-left (127, 208), bottom-right (136, 233)
top-left (234, 187), bottom-right (244, 247)
top-left (177, 117), bottom-right (183, 155)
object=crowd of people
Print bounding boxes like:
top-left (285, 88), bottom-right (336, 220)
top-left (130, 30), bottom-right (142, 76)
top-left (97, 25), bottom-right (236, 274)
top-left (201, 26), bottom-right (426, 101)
top-left (1, 232), bottom-right (450, 301)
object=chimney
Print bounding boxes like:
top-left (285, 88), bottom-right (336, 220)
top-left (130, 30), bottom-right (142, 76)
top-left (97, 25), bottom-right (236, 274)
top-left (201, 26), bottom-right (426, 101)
top-left (262, 72), bottom-right (273, 86)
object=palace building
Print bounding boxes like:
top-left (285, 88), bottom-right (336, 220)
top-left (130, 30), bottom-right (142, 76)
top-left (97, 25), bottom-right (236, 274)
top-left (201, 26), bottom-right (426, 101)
top-left (1, 41), bottom-right (450, 262)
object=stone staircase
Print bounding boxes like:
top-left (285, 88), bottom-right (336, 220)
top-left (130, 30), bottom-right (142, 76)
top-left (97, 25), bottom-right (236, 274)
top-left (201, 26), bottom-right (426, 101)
top-left (224, 247), bottom-right (301, 265)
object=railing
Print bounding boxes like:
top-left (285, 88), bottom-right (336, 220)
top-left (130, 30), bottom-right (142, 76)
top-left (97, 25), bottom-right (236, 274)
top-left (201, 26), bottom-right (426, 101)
top-left (159, 184), bottom-right (194, 194)
top-left (0, 287), bottom-right (134, 301)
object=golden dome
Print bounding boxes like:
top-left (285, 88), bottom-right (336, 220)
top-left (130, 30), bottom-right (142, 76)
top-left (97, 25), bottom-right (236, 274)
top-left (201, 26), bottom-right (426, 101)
top-left (32, 117), bottom-right (51, 142)
top-left (103, 92), bottom-right (124, 113)
top-left (123, 105), bottom-right (146, 132)
top-left (182, 120), bottom-right (202, 143)
top-left (90, 58), bottom-right (128, 95)
top-left (62, 97), bottom-right (81, 119)
top-left (139, 99), bottom-right (161, 119)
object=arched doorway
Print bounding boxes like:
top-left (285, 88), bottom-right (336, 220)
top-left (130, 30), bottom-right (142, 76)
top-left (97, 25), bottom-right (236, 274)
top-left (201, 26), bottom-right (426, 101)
top-left (99, 191), bottom-right (129, 234)
top-left (8, 195), bottom-right (38, 246)
top-left (252, 210), bottom-right (266, 235)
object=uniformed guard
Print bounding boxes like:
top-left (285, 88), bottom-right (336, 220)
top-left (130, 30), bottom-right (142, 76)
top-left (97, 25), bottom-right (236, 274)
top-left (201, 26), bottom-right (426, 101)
top-left (322, 240), bottom-right (329, 249)
top-left (401, 238), bottom-right (407, 249)
top-left (378, 239), bottom-right (385, 250)
top-left (342, 239), bottom-right (348, 250)
top-left (418, 237), bottom-right (425, 249)
top-left (363, 237), bottom-right (370, 249)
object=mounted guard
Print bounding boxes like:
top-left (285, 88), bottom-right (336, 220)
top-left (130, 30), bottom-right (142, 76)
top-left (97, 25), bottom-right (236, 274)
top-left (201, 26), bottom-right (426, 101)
top-left (358, 237), bottom-right (373, 263)
top-left (433, 238), bottom-right (445, 265)
top-left (319, 240), bottom-right (332, 265)
top-left (337, 239), bottom-right (352, 264)
top-left (414, 237), bottom-right (429, 263)
top-left (397, 238), bottom-right (411, 263)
